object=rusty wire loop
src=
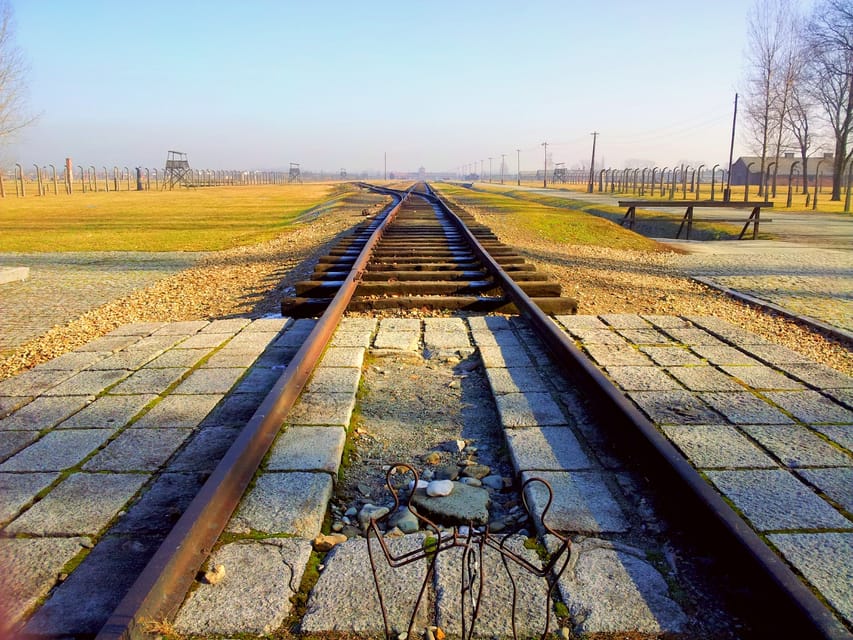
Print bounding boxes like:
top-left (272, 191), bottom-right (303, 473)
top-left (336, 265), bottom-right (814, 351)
top-left (365, 463), bottom-right (572, 640)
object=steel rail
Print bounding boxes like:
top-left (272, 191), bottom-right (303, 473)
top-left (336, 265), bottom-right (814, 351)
top-left (429, 186), bottom-right (850, 640)
top-left (96, 193), bottom-right (407, 640)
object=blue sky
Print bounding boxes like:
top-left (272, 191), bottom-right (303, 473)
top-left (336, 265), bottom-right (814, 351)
top-left (7, 0), bottom-right (792, 174)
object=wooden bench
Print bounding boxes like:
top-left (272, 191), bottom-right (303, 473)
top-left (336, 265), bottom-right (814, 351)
top-left (617, 200), bottom-right (773, 240)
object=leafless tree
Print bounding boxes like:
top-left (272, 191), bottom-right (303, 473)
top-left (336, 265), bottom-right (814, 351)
top-left (0, 1), bottom-right (34, 140)
top-left (787, 77), bottom-right (818, 193)
top-left (805, 0), bottom-right (853, 200)
top-left (744, 0), bottom-right (796, 197)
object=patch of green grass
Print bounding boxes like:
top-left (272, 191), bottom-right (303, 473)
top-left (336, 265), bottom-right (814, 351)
top-left (433, 184), bottom-right (667, 251)
top-left (0, 183), bottom-right (350, 252)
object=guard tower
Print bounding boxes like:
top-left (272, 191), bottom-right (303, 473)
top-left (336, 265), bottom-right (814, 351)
top-left (553, 166), bottom-right (568, 183)
top-left (162, 151), bottom-right (192, 189)
top-left (288, 163), bottom-right (302, 184)
top-left (340, 168), bottom-right (347, 179)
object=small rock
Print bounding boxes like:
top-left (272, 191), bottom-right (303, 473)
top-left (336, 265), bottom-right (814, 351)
top-left (559, 627), bottom-right (571, 640)
top-left (424, 452), bottom-right (441, 465)
top-left (461, 464), bottom-right (490, 480)
top-left (441, 439), bottom-right (465, 453)
top-left (358, 503), bottom-right (390, 529)
top-left (435, 628), bottom-right (446, 640)
top-left (57, 573), bottom-right (68, 582)
top-left (425, 627), bottom-right (436, 640)
top-left (481, 475), bottom-right (504, 491)
top-left (345, 506), bottom-right (358, 517)
top-left (434, 464), bottom-right (459, 481)
top-left (317, 563), bottom-right (325, 571)
top-left (458, 525), bottom-right (471, 536)
top-left (331, 521), bottom-right (344, 532)
top-left (80, 537), bottom-right (94, 549)
top-left (398, 633), bottom-right (407, 640)
top-left (342, 516), bottom-right (351, 525)
top-left (421, 469), bottom-right (435, 481)
top-left (358, 483), bottom-right (372, 497)
top-left (448, 379), bottom-right (461, 389)
top-left (389, 506), bottom-right (420, 533)
top-left (312, 533), bottom-right (347, 552)
top-left (426, 479), bottom-right (454, 497)
top-left (458, 477), bottom-right (482, 487)
top-left (385, 526), bottom-right (405, 538)
top-left (490, 519), bottom-right (506, 533)
top-left (341, 525), bottom-right (362, 539)
top-left (407, 479), bottom-right (430, 491)
top-left (203, 564), bottom-right (226, 585)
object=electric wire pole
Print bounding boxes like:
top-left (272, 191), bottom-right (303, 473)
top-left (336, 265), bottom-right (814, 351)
top-left (488, 157), bottom-right (493, 183)
top-left (516, 149), bottom-right (521, 185)
top-left (501, 153), bottom-right (506, 184)
top-left (542, 142), bottom-right (548, 188)
top-left (724, 93), bottom-right (738, 202)
top-left (588, 132), bottom-right (598, 193)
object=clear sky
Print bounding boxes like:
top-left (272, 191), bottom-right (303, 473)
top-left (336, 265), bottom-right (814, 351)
top-left (6, 0), bottom-right (799, 175)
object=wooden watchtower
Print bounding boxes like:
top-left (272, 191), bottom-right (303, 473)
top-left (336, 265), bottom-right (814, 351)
top-left (162, 151), bottom-right (192, 189)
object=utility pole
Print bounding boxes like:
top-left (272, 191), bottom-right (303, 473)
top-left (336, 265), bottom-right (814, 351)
top-left (480, 159), bottom-right (484, 180)
top-left (488, 157), bottom-right (493, 183)
top-left (501, 153), bottom-right (506, 184)
top-left (542, 142), bottom-right (548, 188)
top-left (588, 132), bottom-right (599, 193)
top-left (384, 152), bottom-right (387, 181)
top-left (724, 93), bottom-right (737, 202)
top-left (516, 149), bottom-right (521, 185)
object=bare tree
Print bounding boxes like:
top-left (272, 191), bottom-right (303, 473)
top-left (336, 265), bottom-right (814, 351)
top-left (0, 0), bottom-right (34, 140)
top-left (806, 0), bottom-right (853, 200)
top-left (744, 0), bottom-right (795, 196)
top-left (787, 77), bottom-right (818, 193)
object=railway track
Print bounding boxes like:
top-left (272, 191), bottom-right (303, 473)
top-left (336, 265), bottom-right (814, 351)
top-left (4, 183), bottom-right (849, 638)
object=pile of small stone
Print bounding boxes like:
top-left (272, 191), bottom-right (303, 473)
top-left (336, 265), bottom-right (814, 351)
top-left (328, 440), bottom-right (529, 541)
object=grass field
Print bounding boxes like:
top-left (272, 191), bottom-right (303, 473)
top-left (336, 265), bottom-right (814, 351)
top-left (432, 183), bottom-right (667, 251)
top-left (0, 184), bottom-right (350, 252)
top-left (511, 180), bottom-right (852, 214)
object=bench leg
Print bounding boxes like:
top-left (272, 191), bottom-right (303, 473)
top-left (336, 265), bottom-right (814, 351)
top-left (739, 207), bottom-right (760, 240)
top-left (676, 207), bottom-right (694, 239)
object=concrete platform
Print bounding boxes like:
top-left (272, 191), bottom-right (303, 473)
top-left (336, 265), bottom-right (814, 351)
top-left (0, 266), bottom-right (28, 285)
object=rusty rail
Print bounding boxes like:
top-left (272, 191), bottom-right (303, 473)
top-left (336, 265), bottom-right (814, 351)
top-left (95, 192), bottom-right (405, 640)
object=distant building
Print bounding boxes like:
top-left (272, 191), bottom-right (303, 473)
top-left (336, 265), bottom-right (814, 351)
top-left (730, 152), bottom-right (835, 186)
top-left (418, 166), bottom-right (426, 181)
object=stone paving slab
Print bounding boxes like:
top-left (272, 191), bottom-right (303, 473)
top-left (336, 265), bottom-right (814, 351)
top-left (691, 344), bottom-right (761, 365)
top-left (505, 426), bottom-right (593, 472)
top-left (267, 426), bottom-right (346, 474)
top-left (21, 533), bottom-right (163, 637)
top-left (0, 368), bottom-right (75, 396)
top-left (485, 366), bottom-right (544, 394)
top-left (0, 395), bottom-right (31, 418)
top-left (85, 349), bottom-right (161, 371)
top-left (107, 322), bottom-right (167, 337)
top-left (166, 426), bottom-right (241, 474)
top-left (0, 395), bottom-right (90, 431)
top-left (0, 428), bottom-right (115, 471)
top-left (698, 391), bottom-right (794, 424)
top-left (600, 313), bottom-right (653, 329)
top-left (522, 471), bottom-right (629, 534)
top-left (199, 392), bottom-right (265, 428)
top-left (131, 393), bottom-right (222, 430)
top-left (199, 348), bottom-right (260, 368)
top-left (768, 533), bottom-right (853, 626)
top-left (741, 424), bottom-right (853, 468)
top-left (0, 431), bottom-right (38, 463)
top-left (123, 334), bottom-right (186, 353)
top-left (435, 535), bottom-right (552, 638)
top-left (606, 366), bottom-right (683, 391)
top-left (661, 424), bottom-right (778, 469)
top-left (0, 537), bottom-right (86, 635)
top-left (494, 392), bottom-right (567, 427)
top-left (628, 390), bottom-right (723, 425)
top-left (796, 468), bottom-right (853, 513)
top-left (172, 367), bottom-right (246, 395)
top-left (319, 346), bottom-right (365, 368)
top-left (288, 391), bottom-right (356, 426)
top-left (242, 317), bottom-right (289, 333)
top-left (83, 428), bottom-right (192, 471)
top-left (764, 390), bottom-right (853, 424)
top-left (5, 472), bottom-right (149, 536)
top-left (775, 362), bottom-right (853, 389)
top-left (470, 328), bottom-right (522, 347)
top-left (616, 328), bottom-right (671, 345)
top-left (665, 366), bottom-right (744, 392)
top-left (35, 350), bottom-right (111, 371)
top-left (144, 347), bottom-right (210, 369)
top-left (705, 469), bottom-right (851, 531)
top-left (584, 344), bottom-right (653, 366)
top-left (75, 334), bottom-right (145, 353)
top-left (110, 472), bottom-right (206, 535)
top-left (58, 394), bottom-right (157, 429)
top-left (0, 472), bottom-right (60, 524)
top-left (152, 320), bottom-right (210, 335)
top-left (174, 538), bottom-right (313, 635)
top-left (556, 538), bottom-right (687, 635)
top-left (233, 366), bottom-right (281, 395)
top-left (478, 344), bottom-right (532, 368)
top-left (717, 364), bottom-right (804, 390)
top-left (177, 331), bottom-right (232, 349)
top-left (104, 367), bottom-right (186, 395)
top-left (301, 535), bottom-right (430, 635)
top-left (41, 369), bottom-right (130, 396)
top-left (812, 425), bottom-right (853, 453)
top-left (304, 367), bottom-right (361, 395)
top-left (201, 318), bottom-right (252, 334)
top-left (221, 330), bottom-right (281, 353)
top-left (373, 330), bottom-right (420, 350)
top-left (227, 472), bottom-right (332, 537)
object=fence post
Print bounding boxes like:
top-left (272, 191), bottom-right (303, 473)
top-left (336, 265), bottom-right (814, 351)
top-left (15, 163), bottom-right (23, 196)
